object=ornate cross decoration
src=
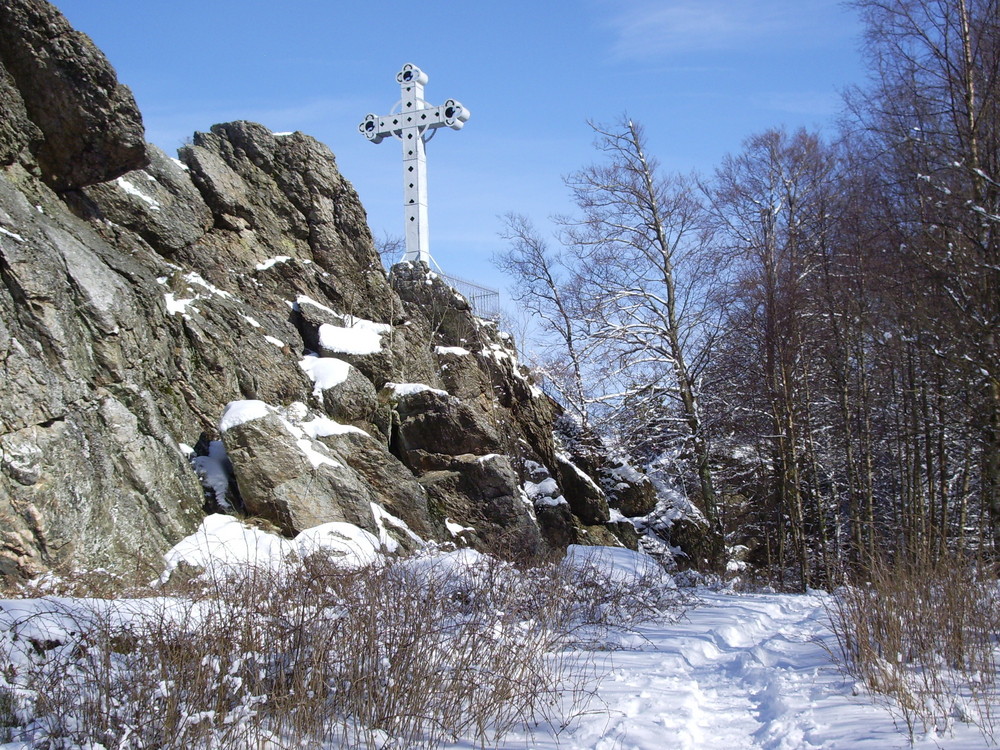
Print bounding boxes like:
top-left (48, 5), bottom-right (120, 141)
top-left (359, 63), bottom-right (470, 265)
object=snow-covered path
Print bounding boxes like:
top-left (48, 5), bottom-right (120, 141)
top-left (502, 590), bottom-right (991, 750)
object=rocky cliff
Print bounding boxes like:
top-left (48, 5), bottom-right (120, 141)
top-left (0, 0), bottom-right (658, 579)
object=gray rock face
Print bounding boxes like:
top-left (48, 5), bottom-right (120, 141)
top-left (420, 453), bottom-right (542, 557)
top-left (0, 63), bottom-right (41, 167)
top-left (386, 386), bottom-right (502, 471)
top-left (177, 122), bottom-right (394, 326)
top-left (0, 0), bottom-right (146, 191)
top-left (389, 262), bottom-right (479, 346)
top-left (78, 144), bottom-right (213, 255)
top-left (0, 397), bottom-right (203, 578)
top-left (0, 0), bottom-right (657, 578)
top-left (0, 161), bottom-right (205, 576)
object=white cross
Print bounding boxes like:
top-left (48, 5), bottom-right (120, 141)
top-left (359, 63), bottom-right (470, 265)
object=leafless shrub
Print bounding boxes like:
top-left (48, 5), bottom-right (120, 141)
top-left (11, 555), bottom-right (163, 600)
top-left (826, 552), bottom-right (1000, 743)
top-left (0, 546), bottom-right (684, 748)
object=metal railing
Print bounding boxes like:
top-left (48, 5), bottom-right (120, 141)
top-left (438, 272), bottom-right (501, 321)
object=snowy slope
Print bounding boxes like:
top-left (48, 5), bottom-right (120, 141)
top-left (494, 591), bottom-right (991, 750)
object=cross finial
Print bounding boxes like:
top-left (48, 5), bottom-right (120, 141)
top-left (359, 63), bottom-right (470, 266)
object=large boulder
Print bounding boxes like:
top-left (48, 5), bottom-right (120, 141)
top-left (384, 385), bottom-right (502, 471)
top-left (0, 0), bottom-right (146, 191)
top-left (602, 461), bottom-right (657, 517)
top-left (555, 453), bottom-right (610, 525)
top-left (298, 353), bottom-right (388, 437)
top-left (218, 402), bottom-right (377, 536)
top-left (667, 516), bottom-right (717, 571)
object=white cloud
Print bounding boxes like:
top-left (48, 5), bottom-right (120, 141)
top-left (603, 0), bottom-right (846, 60)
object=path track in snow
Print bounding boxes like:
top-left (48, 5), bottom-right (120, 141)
top-left (502, 590), bottom-right (991, 750)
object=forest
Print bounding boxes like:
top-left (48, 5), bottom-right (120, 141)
top-left (497, 0), bottom-right (1000, 589)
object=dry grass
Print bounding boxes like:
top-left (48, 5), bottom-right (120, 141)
top-left (826, 551), bottom-right (1000, 743)
top-left (0, 545), bottom-right (681, 748)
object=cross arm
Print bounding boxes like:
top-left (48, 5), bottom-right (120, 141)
top-left (358, 99), bottom-right (470, 143)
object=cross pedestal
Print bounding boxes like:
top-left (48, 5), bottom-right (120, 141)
top-left (359, 63), bottom-right (469, 265)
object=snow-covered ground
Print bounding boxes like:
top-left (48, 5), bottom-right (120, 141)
top-left (1, 517), bottom-right (995, 748)
top-left (496, 590), bottom-right (991, 750)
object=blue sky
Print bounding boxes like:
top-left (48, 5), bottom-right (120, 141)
top-left (55, 0), bottom-right (867, 295)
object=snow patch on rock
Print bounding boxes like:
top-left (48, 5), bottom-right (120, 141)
top-left (301, 415), bottom-right (369, 439)
top-left (384, 382), bottom-right (450, 399)
top-left (255, 255), bottom-right (291, 271)
top-left (370, 503), bottom-right (423, 553)
top-left (318, 322), bottom-right (384, 355)
top-left (445, 517), bottom-right (476, 537)
top-left (299, 355), bottom-right (351, 395)
top-left (264, 335), bottom-right (285, 348)
top-left (219, 400), bottom-right (271, 432)
top-left (295, 438), bottom-right (341, 469)
top-left (435, 346), bottom-right (470, 356)
top-left (116, 175), bottom-right (161, 210)
top-left (0, 226), bottom-right (25, 243)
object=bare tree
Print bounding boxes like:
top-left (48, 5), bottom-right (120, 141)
top-left (562, 118), bottom-right (725, 561)
top-left (375, 231), bottom-right (405, 270)
top-left (706, 128), bottom-right (839, 588)
top-left (495, 214), bottom-right (594, 428)
top-left (493, 119), bottom-right (726, 566)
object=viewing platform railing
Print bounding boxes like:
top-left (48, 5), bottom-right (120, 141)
top-left (439, 272), bottom-right (501, 321)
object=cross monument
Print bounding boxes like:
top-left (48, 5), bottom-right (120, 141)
top-left (359, 63), bottom-right (470, 265)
